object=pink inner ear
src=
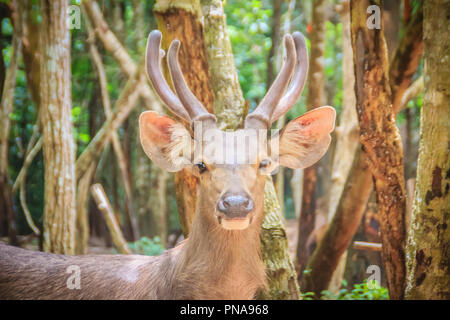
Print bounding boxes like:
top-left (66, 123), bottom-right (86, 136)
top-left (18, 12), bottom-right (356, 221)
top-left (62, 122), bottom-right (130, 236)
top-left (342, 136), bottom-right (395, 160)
top-left (140, 111), bottom-right (177, 144)
top-left (291, 106), bottom-right (336, 135)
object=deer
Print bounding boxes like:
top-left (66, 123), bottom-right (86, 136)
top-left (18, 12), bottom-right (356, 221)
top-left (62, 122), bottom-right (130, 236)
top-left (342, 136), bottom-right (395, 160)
top-left (0, 30), bottom-right (335, 300)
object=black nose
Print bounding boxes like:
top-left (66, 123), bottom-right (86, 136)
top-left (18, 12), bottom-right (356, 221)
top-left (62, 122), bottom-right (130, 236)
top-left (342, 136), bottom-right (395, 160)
top-left (217, 192), bottom-right (254, 218)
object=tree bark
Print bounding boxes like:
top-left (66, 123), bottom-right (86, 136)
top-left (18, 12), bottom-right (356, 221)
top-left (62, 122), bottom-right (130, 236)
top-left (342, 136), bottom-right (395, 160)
top-left (350, 0), bottom-right (407, 299)
top-left (405, 0), bottom-right (450, 300)
top-left (0, 0), bottom-right (21, 245)
top-left (40, 0), bottom-right (77, 254)
top-left (296, 0), bottom-right (327, 281)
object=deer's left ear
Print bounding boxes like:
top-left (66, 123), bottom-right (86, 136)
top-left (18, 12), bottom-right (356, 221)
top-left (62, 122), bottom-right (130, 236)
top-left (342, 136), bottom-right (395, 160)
top-left (271, 106), bottom-right (336, 169)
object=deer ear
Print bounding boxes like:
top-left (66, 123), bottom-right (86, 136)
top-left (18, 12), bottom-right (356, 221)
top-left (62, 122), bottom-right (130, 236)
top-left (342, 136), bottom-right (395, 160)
top-left (273, 106), bottom-right (336, 169)
top-left (139, 111), bottom-right (192, 172)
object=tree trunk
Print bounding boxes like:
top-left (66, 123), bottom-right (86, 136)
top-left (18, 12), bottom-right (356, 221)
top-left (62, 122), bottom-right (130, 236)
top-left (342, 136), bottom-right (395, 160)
top-left (405, 0), bottom-right (450, 300)
top-left (22, 0), bottom-right (40, 110)
top-left (40, 0), bottom-right (77, 254)
top-left (350, 0), bottom-right (407, 300)
top-left (296, 0), bottom-right (327, 281)
top-left (0, 0), bottom-right (21, 245)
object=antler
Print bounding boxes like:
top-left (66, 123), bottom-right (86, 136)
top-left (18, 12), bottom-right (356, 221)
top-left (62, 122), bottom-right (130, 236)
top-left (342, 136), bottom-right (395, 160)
top-left (245, 32), bottom-right (309, 128)
top-left (146, 30), bottom-right (217, 128)
top-left (167, 40), bottom-right (217, 126)
top-left (146, 30), bottom-right (190, 122)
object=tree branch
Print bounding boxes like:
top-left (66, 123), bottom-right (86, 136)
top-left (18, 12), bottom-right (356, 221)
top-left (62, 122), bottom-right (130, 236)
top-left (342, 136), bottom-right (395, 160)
top-left (389, 2), bottom-right (423, 113)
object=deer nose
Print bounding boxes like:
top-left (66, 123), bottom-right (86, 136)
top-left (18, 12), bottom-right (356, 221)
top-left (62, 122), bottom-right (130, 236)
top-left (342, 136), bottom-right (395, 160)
top-left (217, 192), bottom-right (254, 218)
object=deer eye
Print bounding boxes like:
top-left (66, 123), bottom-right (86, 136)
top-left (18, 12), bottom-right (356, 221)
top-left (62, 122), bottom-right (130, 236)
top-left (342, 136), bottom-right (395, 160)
top-left (259, 159), bottom-right (271, 169)
top-left (195, 162), bottom-right (208, 173)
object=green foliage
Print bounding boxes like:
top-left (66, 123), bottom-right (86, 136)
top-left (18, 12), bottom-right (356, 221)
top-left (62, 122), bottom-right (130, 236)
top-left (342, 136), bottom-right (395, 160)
top-left (127, 236), bottom-right (165, 256)
top-left (226, 0), bottom-right (272, 109)
top-left (301, 280), bottom-right (389, 300)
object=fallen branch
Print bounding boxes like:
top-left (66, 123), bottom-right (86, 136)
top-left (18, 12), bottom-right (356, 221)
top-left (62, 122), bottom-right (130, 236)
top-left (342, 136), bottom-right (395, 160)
top-left (353, 241), bottom-right (382, 252)
top-left (91, 184), bottom-right (132, 255)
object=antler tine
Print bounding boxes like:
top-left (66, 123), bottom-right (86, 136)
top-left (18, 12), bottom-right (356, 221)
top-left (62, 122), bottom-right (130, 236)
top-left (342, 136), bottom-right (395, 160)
top-left (167, 40), bottom-right (217, 126)
top-left (146, 30), bottom-right (190, 122)
top-left (270, 32), bottom-right (309, 122)
top-left (245, 34), bottom-right (296, 129)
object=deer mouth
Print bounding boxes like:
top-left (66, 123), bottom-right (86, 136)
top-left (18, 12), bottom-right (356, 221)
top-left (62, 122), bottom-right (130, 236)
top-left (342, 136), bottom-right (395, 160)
top-left (217, 216), bottom-right (253, 230)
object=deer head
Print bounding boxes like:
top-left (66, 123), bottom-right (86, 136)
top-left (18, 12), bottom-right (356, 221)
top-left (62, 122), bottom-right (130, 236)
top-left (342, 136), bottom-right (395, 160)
top-left (140, 30), bottom-right (335, 231)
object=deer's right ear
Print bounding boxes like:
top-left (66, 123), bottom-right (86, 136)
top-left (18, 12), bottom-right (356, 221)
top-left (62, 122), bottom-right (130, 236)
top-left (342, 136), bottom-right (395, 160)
top-left (139, 111), bottom-right (192, 172)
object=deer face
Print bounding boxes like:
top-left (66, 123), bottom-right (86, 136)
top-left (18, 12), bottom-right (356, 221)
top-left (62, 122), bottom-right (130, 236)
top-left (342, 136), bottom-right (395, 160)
top-left (139, 30), bottom-right (336, 231)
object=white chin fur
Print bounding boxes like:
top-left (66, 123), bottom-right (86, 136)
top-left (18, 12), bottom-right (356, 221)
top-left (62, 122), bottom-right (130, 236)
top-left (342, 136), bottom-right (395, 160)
top-left (220, 218), bottom-right (250, 230)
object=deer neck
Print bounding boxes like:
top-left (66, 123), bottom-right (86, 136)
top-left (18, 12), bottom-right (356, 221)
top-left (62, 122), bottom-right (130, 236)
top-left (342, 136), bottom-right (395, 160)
top-left (174, 196), bottom-right (266, 298)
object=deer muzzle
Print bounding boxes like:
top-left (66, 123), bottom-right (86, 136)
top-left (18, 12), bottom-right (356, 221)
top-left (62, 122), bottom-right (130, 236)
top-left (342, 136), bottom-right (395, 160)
top-left (216, 192), bottom-right (254, 230)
